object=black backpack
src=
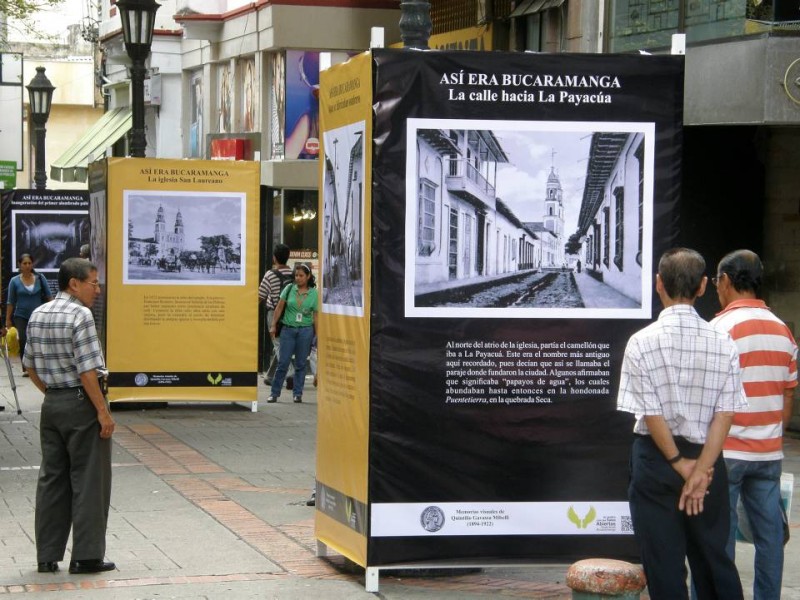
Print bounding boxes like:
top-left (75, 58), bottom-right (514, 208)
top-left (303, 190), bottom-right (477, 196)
top-left (271, 269), bottom-right (293, 307)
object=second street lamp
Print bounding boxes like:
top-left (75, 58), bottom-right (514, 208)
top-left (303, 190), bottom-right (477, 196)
top-left (116, 0), bottom-right (160, 158)
top-left (399, 0), bottom-right (432, 49)
top-left (26, 66), bottom-right (56, 190)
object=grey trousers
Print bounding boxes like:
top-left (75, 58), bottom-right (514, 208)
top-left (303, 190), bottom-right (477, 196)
top-left (35, 387), bottom-right (112, 563)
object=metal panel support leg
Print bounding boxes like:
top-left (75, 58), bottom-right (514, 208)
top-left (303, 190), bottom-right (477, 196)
top-left (365, 567), bottom-right (380, 593)
top-left (316, 540), bottom-right (329, 557)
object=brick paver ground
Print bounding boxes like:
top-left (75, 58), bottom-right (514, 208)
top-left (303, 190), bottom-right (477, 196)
top-left (2, 362), bottom-right (800, 598)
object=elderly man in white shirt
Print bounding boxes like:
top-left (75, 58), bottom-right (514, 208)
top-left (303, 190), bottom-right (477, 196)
top-left (618, 247), bottom-right (747, 600)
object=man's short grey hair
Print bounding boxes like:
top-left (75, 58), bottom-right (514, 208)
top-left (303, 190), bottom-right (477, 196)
top-left (58, 258), bottom-right (97, 291)
top-left (658, 247), bottom-right (706, 300)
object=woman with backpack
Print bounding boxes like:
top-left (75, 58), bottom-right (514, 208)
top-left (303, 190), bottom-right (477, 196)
top-left (267, 263), bottom-right (318, 403)
top-left (5, 254), bottom-right (53, 376)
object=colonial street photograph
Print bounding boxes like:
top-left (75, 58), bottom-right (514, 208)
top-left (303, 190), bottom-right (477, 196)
top-left (321, 121), bottom-right (365, 317)
top-left (405, 119), bottom-right (655, 320)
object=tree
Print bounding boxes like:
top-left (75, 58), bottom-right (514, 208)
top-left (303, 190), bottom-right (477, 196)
top-left (565, 232), bottom-right (583, 256)
top-left (0, 0), bottom-right (67, 47)
top-left (198, 234), bottom-right (233, 262)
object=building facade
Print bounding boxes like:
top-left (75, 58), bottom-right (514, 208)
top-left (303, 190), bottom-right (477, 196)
top-left (128, 204), bottom-right (186, 261)
top-left (413, 127), bottom-right (544, 289)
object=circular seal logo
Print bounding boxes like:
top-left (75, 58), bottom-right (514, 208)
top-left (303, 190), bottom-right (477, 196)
top-left (134, 373), bottom-right (149, 387)
top-left (420, 506), bottom-right (445, 533)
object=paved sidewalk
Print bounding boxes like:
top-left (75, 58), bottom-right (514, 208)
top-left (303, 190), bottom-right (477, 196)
top-left (573, 271), bottom-right (639, 309)
top-left (2, 360), bottom-right (800, 598)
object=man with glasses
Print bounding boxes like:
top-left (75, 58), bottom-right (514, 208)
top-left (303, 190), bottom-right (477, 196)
top-left (618, 247), bottom-right (746, 599)
top-left (712, 249), bottom-right (797, 600)
top-left (24, 258), bottom-right (116, 575)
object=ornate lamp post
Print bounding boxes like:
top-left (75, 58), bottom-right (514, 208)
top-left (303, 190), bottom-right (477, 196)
top-left (399, 0), bottom-right (432, 49)
top-left (116, 0), bottom-right (160, 157)
top-left (26, 67), bottom-right (56, 190)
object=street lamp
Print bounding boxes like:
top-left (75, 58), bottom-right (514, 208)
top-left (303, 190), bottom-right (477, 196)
top-left (116, 0), bottom-right (160, 157)
top-left (399, 0), bottom-right (432, 49)
top-left (26, 66), bottom-right (55, 190)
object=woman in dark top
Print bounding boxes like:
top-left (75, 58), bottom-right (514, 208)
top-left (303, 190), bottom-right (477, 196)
top-left (5, 254), bottom-right (52, 375)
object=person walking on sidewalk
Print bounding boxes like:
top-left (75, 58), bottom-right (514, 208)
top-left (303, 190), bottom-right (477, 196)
top-left (711, 249), bottom-right (797, 600)
top-left (4, 253), bottom-right (52, 376)
top-left (24, 258), bottom-right (116, 575)
top-left (268, 263), bottom-right (318, 403)
top-left (617, 247), bottom-right (746, 600)
top-left (258, 243), bottom-right (293, 387)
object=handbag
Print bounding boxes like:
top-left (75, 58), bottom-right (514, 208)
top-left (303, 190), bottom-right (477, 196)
top-left (38, 273), bottom-right (50, 302)
top-left (274, 304), bottom-right (285, 336)
top-left (273, 286), bottom-right (289, 336)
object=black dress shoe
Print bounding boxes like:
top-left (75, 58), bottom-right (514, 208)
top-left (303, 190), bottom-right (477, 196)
top-left (37, 561), bottom-right (59, 573)
top-left (68, 559), bottom-right (116, 574)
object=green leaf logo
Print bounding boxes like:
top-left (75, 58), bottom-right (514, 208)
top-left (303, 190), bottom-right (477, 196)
top-left (582, 506), bottom-right (596, 528)
top-left (567, 505), bottom-right (597, 529)
top-left (207, 373), bottom-right (215, 385)
top-left (207, 373), bottom-right (223, 385)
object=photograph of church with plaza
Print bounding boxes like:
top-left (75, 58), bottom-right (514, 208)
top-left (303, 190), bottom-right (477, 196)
top-left (124, 191), bottom-right (245, 285)
top-left (405, 119), bottom-right (654, 320)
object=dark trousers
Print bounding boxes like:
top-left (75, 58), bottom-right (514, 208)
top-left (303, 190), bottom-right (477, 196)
top-left (628, 435), bottom-right (743, 600)
top-left (35, 388), bottom-right (112, 562)
top-left (13, 316), bottom-right (28, 366)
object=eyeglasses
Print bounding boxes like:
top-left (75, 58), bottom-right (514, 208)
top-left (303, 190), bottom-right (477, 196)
top-left (84, 280), bottom-right (101, 288)
top-left (712, 273), bottom-right (725, 286)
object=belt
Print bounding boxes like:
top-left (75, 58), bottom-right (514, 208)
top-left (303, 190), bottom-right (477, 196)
top-left (47, 376), bottom-right (108, 395)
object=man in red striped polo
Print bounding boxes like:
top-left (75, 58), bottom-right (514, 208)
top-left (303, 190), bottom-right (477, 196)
top-left (712, 249), bottom-right (797, 600)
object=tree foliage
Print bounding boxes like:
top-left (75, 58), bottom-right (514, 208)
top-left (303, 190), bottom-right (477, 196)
top-left (0, 0), bottom-right (67, 48)
top-left (1, 0), bottom-right (63, 21)
top-left (565, 232), bottom-right (583, 256)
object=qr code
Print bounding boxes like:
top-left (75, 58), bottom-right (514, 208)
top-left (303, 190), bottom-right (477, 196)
top-left (621, 516), bottom-right (634, 532)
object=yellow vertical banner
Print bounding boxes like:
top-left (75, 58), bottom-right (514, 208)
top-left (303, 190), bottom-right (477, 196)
top-left (315, 52), bottom-right (372, 566)
top-left (105, 157), bottom-right (260, 402)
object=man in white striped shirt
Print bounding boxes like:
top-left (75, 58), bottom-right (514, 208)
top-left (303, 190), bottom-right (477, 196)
top-left (711, 249), bottom-right (797, 600)
top-left (618, 247), bottom-right (746, 600)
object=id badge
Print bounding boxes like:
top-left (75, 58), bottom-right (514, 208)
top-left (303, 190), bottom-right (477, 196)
top-left (296, 312), bottom-right (303, 323)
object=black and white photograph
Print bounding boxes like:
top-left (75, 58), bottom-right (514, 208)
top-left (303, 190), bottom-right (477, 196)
top-left (321, 121), bottom-right (365, 316)
top-left (123, 190), bottom-right (246, 285)
top-left (405, 118), bottom-right (655, 320)
top-left (13, 210), bottom-right (90, 271)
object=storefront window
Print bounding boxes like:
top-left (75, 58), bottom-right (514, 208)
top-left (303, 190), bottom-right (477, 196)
top-left (608, 0), bottom-right (746, 53)
top-left (283, 189), bottom-right (319, 272)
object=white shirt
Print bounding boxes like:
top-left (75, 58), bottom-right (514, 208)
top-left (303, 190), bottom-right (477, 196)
top-left (617, 304), bottom-right (747, 444)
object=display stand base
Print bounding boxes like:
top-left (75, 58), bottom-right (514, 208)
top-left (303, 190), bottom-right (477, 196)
top-left (231, 401), bottom-right (258, 412)
top-left (315, 540), bottom-right (568, 594)
top-left (365, 559), bottom-right (570, 593)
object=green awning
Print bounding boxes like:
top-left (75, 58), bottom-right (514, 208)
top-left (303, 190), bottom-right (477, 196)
top-left (50, 108), bottom-right (131, 183)
top-left (509, 0), bottom-right (565, 18)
